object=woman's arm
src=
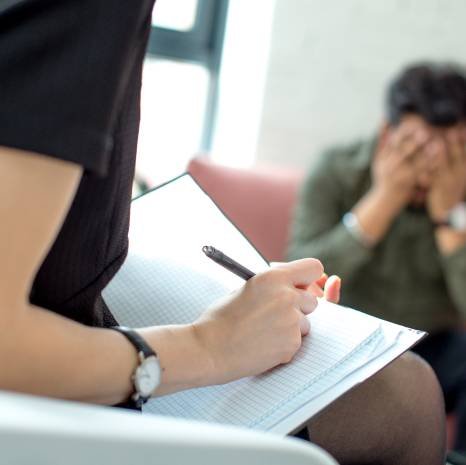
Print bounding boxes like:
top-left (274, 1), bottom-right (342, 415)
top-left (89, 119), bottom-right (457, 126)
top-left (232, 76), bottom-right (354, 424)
top-left (0, 146), bottom-right (141, 404)
top-left (0, 146), bottom-right (324, 404)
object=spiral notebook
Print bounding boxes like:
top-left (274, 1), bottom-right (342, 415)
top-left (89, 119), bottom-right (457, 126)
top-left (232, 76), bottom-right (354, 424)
top-left (102, 174), bottom-right (425, 435)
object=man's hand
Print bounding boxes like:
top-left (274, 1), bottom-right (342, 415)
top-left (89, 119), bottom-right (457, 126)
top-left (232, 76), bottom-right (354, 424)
top-left (371, 120), bottom-right (430, 212)
top-left (191, 259), bottom-right (325, 385)
top-left (427, 127), bottom-right (466, 222)
top-left (351, 118), bottom-right (431, 246)
top-left (426, 126), bottom-right (466, 255)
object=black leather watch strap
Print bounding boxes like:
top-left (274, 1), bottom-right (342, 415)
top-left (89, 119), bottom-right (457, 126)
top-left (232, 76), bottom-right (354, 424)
top-left (432, 219), bottom-right (451, 229)
top-left (111, 326), bottom-right (156, 358)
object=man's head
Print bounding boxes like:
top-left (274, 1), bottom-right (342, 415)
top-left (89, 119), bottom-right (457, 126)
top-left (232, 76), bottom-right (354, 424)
top-left (380, 63), bottom-right (466, 206)
top-left (387, 63), bottom-right (466, 127)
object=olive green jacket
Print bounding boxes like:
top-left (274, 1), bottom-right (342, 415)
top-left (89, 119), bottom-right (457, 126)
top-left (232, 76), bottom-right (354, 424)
top-left (287, 138), bottom-right (466, 332)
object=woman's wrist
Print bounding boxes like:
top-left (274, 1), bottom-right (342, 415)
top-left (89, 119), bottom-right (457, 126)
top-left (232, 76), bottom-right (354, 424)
top-left (190, 317), bottom-right (239, 386)
top-left (140, 323), bottom-right (215, 396)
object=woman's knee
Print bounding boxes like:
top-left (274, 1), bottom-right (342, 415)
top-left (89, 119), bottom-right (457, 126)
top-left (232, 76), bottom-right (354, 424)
top-left (383, 352), bottom-right (444, 414)
top-left (380, 352), bottom-right (446, 458)
top-left (307, 352), bottom-right (446, 464)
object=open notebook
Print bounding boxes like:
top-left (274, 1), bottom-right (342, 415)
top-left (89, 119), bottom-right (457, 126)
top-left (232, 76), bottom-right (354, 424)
top-left (102, 174), bottom-right (425, 435)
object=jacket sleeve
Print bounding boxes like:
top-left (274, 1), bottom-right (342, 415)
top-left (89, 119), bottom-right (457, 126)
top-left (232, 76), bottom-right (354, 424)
top-left (287, 148), bottom-right (374, 279)
top-left (440, 244), bottom-right (466, 318)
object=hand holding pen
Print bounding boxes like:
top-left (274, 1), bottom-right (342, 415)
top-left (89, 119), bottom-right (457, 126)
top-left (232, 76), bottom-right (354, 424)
top-left (190, 246), bottom-right (341, 385)
top-left (202, 246), bottom-right (341, 302)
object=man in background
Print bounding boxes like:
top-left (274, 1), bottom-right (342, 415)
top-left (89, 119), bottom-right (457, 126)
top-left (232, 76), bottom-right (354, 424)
top-left (288, 63), bottom-right (466, 458)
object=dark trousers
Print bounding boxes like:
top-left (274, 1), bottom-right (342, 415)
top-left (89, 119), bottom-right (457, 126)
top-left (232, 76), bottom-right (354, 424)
top-left (412, 330), bottom-right (466, 452)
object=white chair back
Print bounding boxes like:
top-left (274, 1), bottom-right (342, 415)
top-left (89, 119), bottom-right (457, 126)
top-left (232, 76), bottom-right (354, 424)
top-left (0, 391), bottom-right (339, 465)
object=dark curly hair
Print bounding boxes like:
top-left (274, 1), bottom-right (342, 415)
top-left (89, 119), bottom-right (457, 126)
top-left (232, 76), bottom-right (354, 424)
top-left (387, 63), bottom-right (466, 127)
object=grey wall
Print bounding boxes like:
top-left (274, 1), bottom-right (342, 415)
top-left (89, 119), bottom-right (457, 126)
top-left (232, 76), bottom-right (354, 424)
top-left (255, 0), bottom-right (466, 169)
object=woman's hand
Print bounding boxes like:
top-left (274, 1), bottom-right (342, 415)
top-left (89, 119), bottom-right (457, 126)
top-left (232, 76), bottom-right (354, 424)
top-left (145, 260), bottom-right (342, 395)
top-left (189, 260), bottom-right (343, 387)
top-left (192, 259), bottom-right (326, 385)
top-left (272, 262), bottom-right (341, 304)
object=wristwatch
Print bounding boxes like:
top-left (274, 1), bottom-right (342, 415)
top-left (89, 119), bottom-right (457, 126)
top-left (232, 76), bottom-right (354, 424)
top-left (342, 212), bottom-right (375, 247)
top-left (111, 326), bottom-right (161, 408)
top-left (433, 202), bottom-right (466, 232)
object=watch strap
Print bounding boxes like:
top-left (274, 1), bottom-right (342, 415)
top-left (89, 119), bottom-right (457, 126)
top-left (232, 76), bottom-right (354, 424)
top-left (432, 219), bottom-right (450, 229)
top-left (133, 395), bottom-right (148, 410)
top-left (111, 326), bottom-right (156, 359)
top-left (432, 203), bottom-right (466, 231)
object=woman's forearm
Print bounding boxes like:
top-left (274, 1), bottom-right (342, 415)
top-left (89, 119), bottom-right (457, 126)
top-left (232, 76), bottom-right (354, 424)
top-left (1, 301), bottom-right (215, 404)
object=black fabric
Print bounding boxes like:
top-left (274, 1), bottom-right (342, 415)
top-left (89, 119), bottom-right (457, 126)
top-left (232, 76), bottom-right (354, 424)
top-left (293, 427), bottom-right (311, 441)
top-left (412, 331), bottom-right (466, 452)
top-left (0, 0), bottom-right (155, 327)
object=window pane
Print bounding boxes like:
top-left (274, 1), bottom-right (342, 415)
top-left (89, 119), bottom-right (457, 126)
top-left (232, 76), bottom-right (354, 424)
top-left (137, 58), bottom-right (209, 187)
top-left (152, 0), bottom-right (198, 31)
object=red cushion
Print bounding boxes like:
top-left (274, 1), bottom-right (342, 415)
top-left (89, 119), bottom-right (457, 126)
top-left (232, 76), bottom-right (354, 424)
top-left (447, 414), bottom-right (456, 450)
top-left (187, 157), bottom-right (303, 262)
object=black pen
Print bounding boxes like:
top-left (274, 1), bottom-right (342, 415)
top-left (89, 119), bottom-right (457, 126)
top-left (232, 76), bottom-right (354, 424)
top-left (202, 246), bottom-right (255, 281)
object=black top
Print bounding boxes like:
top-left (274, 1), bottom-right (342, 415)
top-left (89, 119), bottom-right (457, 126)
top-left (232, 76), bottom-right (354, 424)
top-left (0, 0), bottom-right (155, 327)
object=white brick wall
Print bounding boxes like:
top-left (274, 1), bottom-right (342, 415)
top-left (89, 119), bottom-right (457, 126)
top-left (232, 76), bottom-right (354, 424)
top-left (256, 0), bottom-right (466, 169)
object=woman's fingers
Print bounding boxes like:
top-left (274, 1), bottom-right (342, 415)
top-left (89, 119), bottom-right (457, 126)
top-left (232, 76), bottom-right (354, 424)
top-left (299, 313), bottom-right (311, 336)
top-left (324, 275), bottom-right (341, 304)
top-left (296, 288), bottom-right (318, 315)
top-left (315, 273), bottom-right (328, 289)
top-left (273, 264), bottom-right (340, 307)
top-left (306, 282), bottom-right (324, 297)
top-left (284, 258), bottom-right (324, 287)
top-left (293, 274), bottom-right (342, 339)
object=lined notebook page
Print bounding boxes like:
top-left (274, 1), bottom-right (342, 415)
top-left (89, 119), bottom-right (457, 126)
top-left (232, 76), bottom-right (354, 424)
top-left (103, 175), bottom-right (269, 327)
top-left (102, 175), bottom-right (399, 431)
top-left (142, 302), bottom-right (394, 431)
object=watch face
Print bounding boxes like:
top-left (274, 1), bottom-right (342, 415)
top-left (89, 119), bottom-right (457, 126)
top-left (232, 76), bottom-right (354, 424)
top-left (135, 356), bottom-right (161, 397)
top-left (450, 203), bottom-right (466, 231)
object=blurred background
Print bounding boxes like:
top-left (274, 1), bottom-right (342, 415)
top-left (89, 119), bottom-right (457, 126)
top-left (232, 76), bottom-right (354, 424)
top-left (137, 0), bottom-right (466, 188)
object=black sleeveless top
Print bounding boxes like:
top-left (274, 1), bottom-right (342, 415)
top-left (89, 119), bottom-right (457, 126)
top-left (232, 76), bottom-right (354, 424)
top-left (0, 0), bottom-right (156, 327)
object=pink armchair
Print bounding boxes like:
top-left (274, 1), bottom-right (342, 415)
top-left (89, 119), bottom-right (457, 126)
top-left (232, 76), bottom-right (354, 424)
top-left (187, 156), bottom-right (304, 262)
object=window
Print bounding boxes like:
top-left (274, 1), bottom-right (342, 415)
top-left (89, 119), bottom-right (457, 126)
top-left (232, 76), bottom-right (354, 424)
top-left (152, 0), bottom-right (198, 31)
top-left (136, 0), bottom-right (229, 189)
